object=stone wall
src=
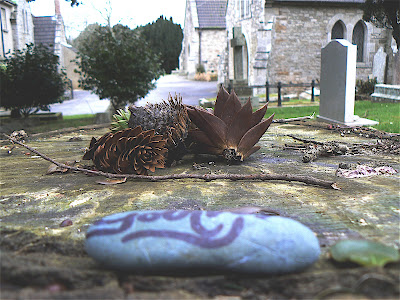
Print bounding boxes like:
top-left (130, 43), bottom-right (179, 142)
top-left (62, 45), bottom-right (80, 89)
top-left (179, 0), bottom-right (199, 78)
top-left (0, 2), bottom-right (15, 57)
top-left (11, 0), bottom-right (34, 50)
top-left (179, 1), bottom-right (227, 79)
top-left (266, 3), bottom-right (390, 86)
top-left (226, 0), bottom-right (267, 91)
top-left (199, 29), bottom-right (226, 73)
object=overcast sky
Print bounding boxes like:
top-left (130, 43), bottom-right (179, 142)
top-left (29, 0), bottom-right (187, 39)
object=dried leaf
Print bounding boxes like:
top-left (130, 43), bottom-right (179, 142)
top-left (188, 88), bottom-right (274, 162)
top-left (46, 161), bottom-right (76, 174)
top-left (237, 114), bottom-right (274, 156)
top-left (226, 98), bottom-right (253, 148)
top-left (219, 91), bottom-right (242, 126)
top-left (330, 240), bottom-right (400, 267)
top-left (213, 87), bottom-right (230, 118)
top-left (187, 107), bottom-right (227, 149)
top-left (96, 177), bottom-right (127, 185)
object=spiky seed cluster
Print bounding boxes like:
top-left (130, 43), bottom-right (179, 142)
top-left (187, 87), bottom-right (274, 162)
top-left (128, 94), bottom-right (190, 164)
top-left (82, 126), bottom-right (167, 175)
top-left (111, 109), bottom-right (131, 133)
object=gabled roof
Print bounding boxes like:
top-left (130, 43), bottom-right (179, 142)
top-left (33, 16), bottom-right (57, 53)
top-left (0, 0), bottom-right (17, 6)
top-left (195, 0), bottom-right (227, 29)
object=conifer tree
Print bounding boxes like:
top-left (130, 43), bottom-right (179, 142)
top-left (137, 16), bottom-right (183, 74)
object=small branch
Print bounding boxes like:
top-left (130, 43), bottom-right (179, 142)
top-left (287, 134), bottom-right (325, 145)
top-left (4, 134), bottom-right (339, 190)
top-left (273, 113), bottom-right (315, 123)
top-left (287, 135), bottom-right (351, 162)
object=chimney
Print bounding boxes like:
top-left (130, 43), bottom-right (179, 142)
top-left (55, 0), bottom-right (61, 16)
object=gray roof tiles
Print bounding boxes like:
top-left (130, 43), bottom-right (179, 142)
top-left (196, 0), bottom-right (227, 29)
top-left (33, 16), bottom-right (57, 52)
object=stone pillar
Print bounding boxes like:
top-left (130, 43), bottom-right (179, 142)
top-left (318, 39), bottom-right (378, 126)
top-left (55, 0), bottom-right (61, 16)
top-left (231, 27), bottom-right (246, 82)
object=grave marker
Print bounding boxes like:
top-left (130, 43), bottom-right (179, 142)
top-left (318, 40), bottom-right (378, 126)
top-left (372, 47), bottom-right (387, 83)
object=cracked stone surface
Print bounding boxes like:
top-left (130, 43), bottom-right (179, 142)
top-left (1, 121), bottom-right (399, 299)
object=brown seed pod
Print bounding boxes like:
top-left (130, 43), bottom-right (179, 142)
top-left (83, 126), bottom-right (167, 175)
top-left (128, 94), bottom-right (190, 165)
top-left (186, 87), bottom-right (274, 162)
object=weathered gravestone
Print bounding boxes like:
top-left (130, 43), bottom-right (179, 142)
top-left (372, 47), bottom-right (387, 83)
top-left (318, 39), bottom-right (378, 126)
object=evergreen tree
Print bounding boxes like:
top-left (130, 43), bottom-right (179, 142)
top-left (75, 24), bottom-right (162, 110)
top-left (137, 16), bottom-right (183, 74)
top-left (362, 0), bottom-right (400, 50)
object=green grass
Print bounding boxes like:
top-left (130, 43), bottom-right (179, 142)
top-left (266, 105), bottom-right (319, 120)
top-left (354, 101), bottom-right (399, 133)
top-left (264, 100), bottom-right (399, 133)
top-left (28, 114), bottom-right (96, 133)
top-left (3, 100), bottom-right (398, 134)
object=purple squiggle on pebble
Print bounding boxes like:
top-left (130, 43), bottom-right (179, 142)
top-left (87, 211), bottom-right (245, 249)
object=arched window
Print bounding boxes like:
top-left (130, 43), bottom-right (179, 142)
top-left (331, 21), bottom-right (345, 39)
top-left (352, 21), bottom-right (365, 62)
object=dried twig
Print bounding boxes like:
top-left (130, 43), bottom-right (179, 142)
top-left (287, 134), bottom-right (325, 145)
top-left (287, 134), bottom-right (351, 162)
top-left (3, 134), bottom-right (339, 189)
top-left (273, 113), bottom-right (315, 123)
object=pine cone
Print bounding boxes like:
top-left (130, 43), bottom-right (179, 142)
top-left (186, 87), bottom-right (274, 162)
top-left (128, 94), bottom-right (190, 165)
top-left (83, 126), bottom-right (167, 175)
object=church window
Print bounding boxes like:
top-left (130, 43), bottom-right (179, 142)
top-left (352, 21), bottom-right (365, 62)
top-left (1, 8), bottom-right (7, 31)
top-left (239, 0), bottom-right (251, 19)
top-left (331, 21), bottom-right (345, 39)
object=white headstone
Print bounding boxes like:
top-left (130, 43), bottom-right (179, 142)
top-left (372, 47), bottom-right (387, 83)
top-left (318, 39), bottom-right (378, 126)
top-left (319, 40), bottom-right (356, 124)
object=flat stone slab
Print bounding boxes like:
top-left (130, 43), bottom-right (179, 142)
top-left (1, 121), bottom-right (399, 299)
top-left (85, 210), bottom-right (320, 274)
top-left (372, 84), bottom-right (400, 102)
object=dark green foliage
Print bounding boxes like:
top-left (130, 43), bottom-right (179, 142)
top-left (71, 23), bottom-right (101, 50)
top-left (0, 44), bottom-right (67, 118)
top-left (75, 24), bottom-right (162, 110)
top-left (196, 64), bottom-right (205, 74)
top-left (362, 0), bottom-right (400, 50)
top-left (356, 78), bottom-right (377, 95)
top-left (137, 16), bottom-right (183, 74)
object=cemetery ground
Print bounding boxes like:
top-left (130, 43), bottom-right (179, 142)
top-left (0, 114), bottom-right (399, 299)
top-left (1, 100), bottom-right (397, 135)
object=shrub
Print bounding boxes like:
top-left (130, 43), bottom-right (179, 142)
top-left (0, 44), bottom-right (67, 118)
top-left (196, 64), bottom-right (205, 74)
top-left (75, 24), bottom-right (162, 111)
top-left (356, 78), bottom-right (377, 96)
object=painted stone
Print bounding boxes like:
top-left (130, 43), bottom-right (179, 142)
top-left (85, 210), bottom-right (320, 274)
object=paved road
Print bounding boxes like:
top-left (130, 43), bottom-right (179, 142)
top-left (136, 74), bottom-right (218, 106)
top-left (40, 90), bottom-right (110, 116)
top-left (41, 74), bottom-right (218, 116)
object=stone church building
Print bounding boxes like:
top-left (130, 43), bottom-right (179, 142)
top-left (179, 0), bottom-right (397, 91)
top-left (179, 0), bottom-right (228, 78)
